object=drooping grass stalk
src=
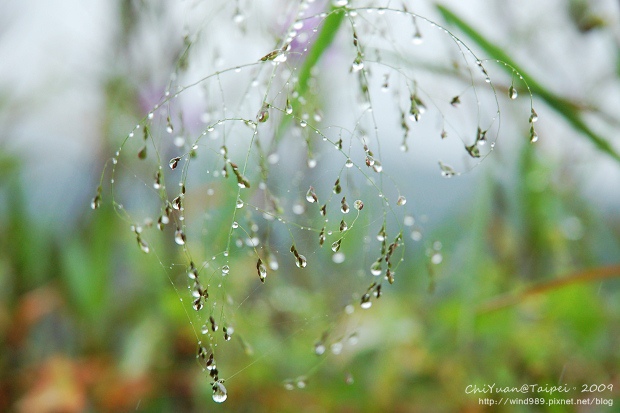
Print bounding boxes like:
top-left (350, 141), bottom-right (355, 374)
top-left (437, 5), bottom-right (620, 163)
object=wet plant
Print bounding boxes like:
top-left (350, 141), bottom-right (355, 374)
top-left (92, 0), bottom-right (537, 403)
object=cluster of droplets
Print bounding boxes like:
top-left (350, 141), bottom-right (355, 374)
top-left (87, 2), bottom-right (548, 404)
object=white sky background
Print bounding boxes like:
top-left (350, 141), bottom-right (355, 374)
top-left (0, 0), bottom-right (619, 230)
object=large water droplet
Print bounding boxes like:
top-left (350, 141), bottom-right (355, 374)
top-left (331, 239), bottom-right (342, 252)
top-left (174, 229), bottom-right (186, 245)
top-left (221, 265), bottom-right (230, 276)
top-left (370, 259), bottom-right (382, 276)
top-left (412, 29), bottom-right (423, 45)
top-left (354, 200), bottom-right (364, 210)
top-left (341, 197), bottom-right (349, 214)
top-left (360, 294), bottom-right (372, 309)
top-left (396, 195), bottom-right (407, 206)
top-left (138, 238), bottom-right (150, 253)
top-left (351, 56), bottom-right (364, 72)
top-left (529, 108), bottom-right (538, 123)
top-left (236, 198), bottom-right (244, 209)
top-left (257, 103), bottom-right (270, 123)
top-left (91, 195), bottom-right (101, 210)
top-left (296, 255), bottom-right (307, 268)
top-left (306, 186), bottom-right (318, 203)
top-left (509, 85), bottom-right (518, 100)
top-left (285, 98), bottom-right (293, 115)
top-left (257, 258), bottom-right (267, 282)
top-left (169, 157), bottom-right (181, 170)
top-left (212, 381), bottom-right (227, 403)
top-left (345, 159), bottom-right (353, 168)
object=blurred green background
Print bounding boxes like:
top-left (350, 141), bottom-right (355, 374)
top-left (1, 0), bottom-right (620, 412)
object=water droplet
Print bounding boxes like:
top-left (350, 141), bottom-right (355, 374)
top-left (509, 85), bottom-right (518, 100)
top-left (529, 126), bottom-right (538, 143)
top-left (236, 198), bottom-right (244, 209)
top-left (257, 103), bottom-right (270, 123)
top-left (232, 221), bottom-right (239, 229)
top-left (296, 377), bottom-right (307, 388)
top-left (300, 120), bottom-right (307, 128)
top-left (283, 380), bottom-right (295, 390)
top-left (90, 195), bottom-right (101, 210)
top-left (340, 197), bottom-right (349, 214)
top-left (351, 55), bottom-right (364, 72)
top-left (306, 186), bottom-right (318, 203)
top-left (339, 219), bottom-right (348, 232)
top-left (354, 200), bottom-right (364, 210)
top-left (138, 238), bottom-right (150, 253)
top-left (169, 157), bottom-right (181, 170)
top-left (360, 293), bottom-right (372, 309)
top-left (377, 226), bottom-right (386, 242)
top-left (438, 161), bottom-right (457, 178)
top-left (333, 0), bottom-right (348, 6)
top-left (412, 29), bottom-right (423, 45)
top-left (174, 229), bottom-right (186, 245)
top-left (201, 324), bottom-right (209, 334)
top-left (221, 265), bottom-right (230, 276)
top-left (285, 98), bottom-right (293, 115)
top-left (372, 161), bottom-right (383, 173)
top-left (396, 195), bottom-right (407, 206)
top-left (257, 258), bottom-right (267, 282)
top-left (333, 178), bottom-right (342, 194)
top-left (370, 259), bottom-right (382, 276)
top-left (295, 255), bottom-right (307, 268)
top-left (345, 159), bottom-right (353, 168)
top-left (212, 381), bottom-right (227, 403)
top-left (529, 108), bottom-right (538, 123)
top-left (331, 239), bottom-right (342, 253)
top-left (431, 252), bottom-right (443, 264)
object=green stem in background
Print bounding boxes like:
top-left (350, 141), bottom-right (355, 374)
top-left (275, 7), bottom-right (345, 142)
top-left (297, 8), bottom-right (345, 96)
top-left (477, 264), bottom-right (620, 313)
top-left (436, 5), bottom-right (620, 163)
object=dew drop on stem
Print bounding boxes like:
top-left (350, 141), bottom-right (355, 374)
top-left (370, 259), bottom-right (382, 276)
top-left (212, 381), bottom-right (227, 403)
top-left (169, 157), bottom-right (181, 170)
top-left (296, 255), bottom-right (307, 268)
top-left (221, 265), bottom-right (230, 276)
top-left (257, 258), bottom-right (267, 282)
top-left (360, 293), bottom-right (372, 309)
top-left (306, 186), bottom-right (318, 203)
top-left (341, 197), bottom-right (349, 214)
top-left (257, 103), bottom-right (270, 123)
top-left (174, 228), bottom-right (186, 245)
top-left (509, 85), bottom-right (518, 100)
top-left (396, 195), bottom-right (407, 206)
